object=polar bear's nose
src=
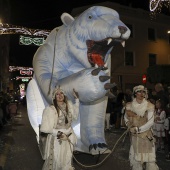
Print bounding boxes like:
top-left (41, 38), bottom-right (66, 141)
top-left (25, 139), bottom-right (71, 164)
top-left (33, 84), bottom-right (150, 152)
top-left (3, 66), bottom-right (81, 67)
top-left (118, 26), bottom-right (127, 34)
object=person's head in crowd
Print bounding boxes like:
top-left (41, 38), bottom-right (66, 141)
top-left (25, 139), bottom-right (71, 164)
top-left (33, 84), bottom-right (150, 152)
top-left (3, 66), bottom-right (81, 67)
top-left (155, 99), bottom-right (165, 110)
top-left (125, 89), bottom-right (132, 95)
top-left (151, 90), bottom-right (157, 96)
top-left (155, 83), bottom-right (164, 93)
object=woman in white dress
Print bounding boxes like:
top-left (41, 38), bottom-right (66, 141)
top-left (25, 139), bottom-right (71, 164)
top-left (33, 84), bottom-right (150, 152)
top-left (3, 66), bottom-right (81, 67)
top-left (153, 99), bottom-right (166, 151)
top-left (40, 87), bottom-right (79, 170)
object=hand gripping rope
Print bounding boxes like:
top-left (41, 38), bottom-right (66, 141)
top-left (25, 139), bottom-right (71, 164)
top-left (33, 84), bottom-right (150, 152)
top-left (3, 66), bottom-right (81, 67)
top-left (61, 125), bottom-right (133, 169)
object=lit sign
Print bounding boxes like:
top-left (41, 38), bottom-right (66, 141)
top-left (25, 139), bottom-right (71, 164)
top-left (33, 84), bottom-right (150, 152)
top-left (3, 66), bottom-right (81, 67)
top-left (142, 74), bottom-right (147, 84)
top-left (22, 79), bottom-right (29, 82)
top-left (20, 70), bottom-right (32, 76)
top-left (19, 35), bottom-right (45, 46)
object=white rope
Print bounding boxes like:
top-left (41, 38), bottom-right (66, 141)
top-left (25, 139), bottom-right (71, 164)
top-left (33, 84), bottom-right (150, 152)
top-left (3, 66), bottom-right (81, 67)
top-left (48, 28), bottom-right (58, 95)
top-left (65, 125), bottom-right (132, 169)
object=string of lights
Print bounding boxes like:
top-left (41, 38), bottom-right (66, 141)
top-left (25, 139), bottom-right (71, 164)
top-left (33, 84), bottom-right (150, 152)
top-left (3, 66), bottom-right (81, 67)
top-left (9, 66), bottom-right (33, 82)
top-left (0, 23), bottom-right (51, 37)
top-left (0, 23), bottom-right (61, 46)
top-left (150, 0), bottom-right (170, 19)
top-left (9, 66), bottom-right (33, 72)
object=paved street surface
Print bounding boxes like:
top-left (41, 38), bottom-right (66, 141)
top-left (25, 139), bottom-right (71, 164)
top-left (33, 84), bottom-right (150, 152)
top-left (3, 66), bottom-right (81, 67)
top-left (0, 104), bottom-right (169, 170)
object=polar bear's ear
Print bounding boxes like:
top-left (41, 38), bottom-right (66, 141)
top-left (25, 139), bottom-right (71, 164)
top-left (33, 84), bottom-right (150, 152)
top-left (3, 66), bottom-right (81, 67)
top-left (61, 13), bottom-right (74, 26)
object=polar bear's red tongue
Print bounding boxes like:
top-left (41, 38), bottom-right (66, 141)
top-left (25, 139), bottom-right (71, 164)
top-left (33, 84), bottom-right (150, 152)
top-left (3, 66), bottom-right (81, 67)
top-left (86, 40), bottom-right (106, 67)
top-left (90, 53), bottom-right (104, 67)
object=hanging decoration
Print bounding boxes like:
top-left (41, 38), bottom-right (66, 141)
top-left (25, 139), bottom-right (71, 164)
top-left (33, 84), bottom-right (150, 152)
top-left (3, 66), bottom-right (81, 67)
top-left (19, 35), bottom-right (45, 46)
top-left (19, 69), bottom-right (33, 76)
top-left (9, 66), bottom-right (33, 72)
top-left (0, 23), bottom-right (53, 46)
top-left (149, 0), bottom-right (170, 18)
top-left (0, 23), bottom-right (51, 37)
top-left (9, 66), bottom-right (33, 82)
top-left (16, 76), bottom-right (32, 81)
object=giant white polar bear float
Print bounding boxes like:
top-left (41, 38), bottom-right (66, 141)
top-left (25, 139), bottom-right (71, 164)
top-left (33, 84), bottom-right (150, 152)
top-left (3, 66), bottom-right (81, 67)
top-left (26, 6), bottom-right (130, 154)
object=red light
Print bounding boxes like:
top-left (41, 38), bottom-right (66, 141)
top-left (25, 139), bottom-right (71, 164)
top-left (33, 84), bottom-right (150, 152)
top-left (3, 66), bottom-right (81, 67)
top-left (142, 74), bottom-right (147, 84)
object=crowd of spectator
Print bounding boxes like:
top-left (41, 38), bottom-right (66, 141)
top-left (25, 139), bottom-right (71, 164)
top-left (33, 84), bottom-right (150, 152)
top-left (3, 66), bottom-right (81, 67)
top-left (0, 91), bottom-right (19, 129)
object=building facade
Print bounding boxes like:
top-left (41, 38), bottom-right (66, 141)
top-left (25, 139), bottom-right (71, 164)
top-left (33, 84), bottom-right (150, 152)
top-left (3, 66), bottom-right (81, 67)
top-left (71, 1), bottom-right (170, 91)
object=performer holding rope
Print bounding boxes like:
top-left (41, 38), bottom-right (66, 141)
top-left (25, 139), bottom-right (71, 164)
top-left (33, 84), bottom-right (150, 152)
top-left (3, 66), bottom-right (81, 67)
top-left (40, 87), bottom-right (79, 170)
top-left (124, 85), bottom-right (159, 170)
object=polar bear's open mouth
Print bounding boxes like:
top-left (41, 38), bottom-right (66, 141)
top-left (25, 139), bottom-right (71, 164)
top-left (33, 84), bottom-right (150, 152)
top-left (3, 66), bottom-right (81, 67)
top-left (86, 38), bottom-right (125, 69)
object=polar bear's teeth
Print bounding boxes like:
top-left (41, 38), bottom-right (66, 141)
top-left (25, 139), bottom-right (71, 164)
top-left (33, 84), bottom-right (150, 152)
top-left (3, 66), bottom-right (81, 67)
top-left (121, 41), bottom-right (125, 47)
top-left (104, 69), bottom-right (109, 74)
top-left (104, 63), bottom-right (108, 68)
top-left (107, 38), bottom-right (112, 45)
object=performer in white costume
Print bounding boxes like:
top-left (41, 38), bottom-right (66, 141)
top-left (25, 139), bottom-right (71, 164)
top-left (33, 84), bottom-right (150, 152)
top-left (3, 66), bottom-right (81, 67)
top-left (40, 87), bottom-right (79, 170)
top-left (153, 99), bottom-right (166, 151)
top-left (124, 85), bottom-right (159, 170)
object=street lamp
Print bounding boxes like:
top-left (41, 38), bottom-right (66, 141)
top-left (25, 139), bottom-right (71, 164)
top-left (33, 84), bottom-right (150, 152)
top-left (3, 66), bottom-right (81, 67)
top-left (168, 30), bottom-right (170, 44)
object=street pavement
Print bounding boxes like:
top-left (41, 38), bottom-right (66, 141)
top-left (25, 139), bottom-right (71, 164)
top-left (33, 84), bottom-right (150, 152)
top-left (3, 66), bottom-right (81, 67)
top-left (0, 104), bottom-right (44, 170)
top-left (0, 104), bottom-right (169, 170)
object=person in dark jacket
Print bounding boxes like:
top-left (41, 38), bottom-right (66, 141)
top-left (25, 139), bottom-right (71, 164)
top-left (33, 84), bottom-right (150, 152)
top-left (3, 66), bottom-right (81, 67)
top-left (114, 92), bottom-right (126, 129)
top-left (105, 98), bottom-right (114, 131)
top-left (155, 83), bottom-right (169, 107)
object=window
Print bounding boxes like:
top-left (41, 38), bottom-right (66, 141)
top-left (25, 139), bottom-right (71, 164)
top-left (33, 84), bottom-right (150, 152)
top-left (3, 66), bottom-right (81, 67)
top-left (126, 24), bottom-right (133, 38)
top-left (149, 53), bottom-right (156, 66)
top-left (148, 28), bottom-right (156, 41)
top-left (125, 51), bottom-right (134, 66)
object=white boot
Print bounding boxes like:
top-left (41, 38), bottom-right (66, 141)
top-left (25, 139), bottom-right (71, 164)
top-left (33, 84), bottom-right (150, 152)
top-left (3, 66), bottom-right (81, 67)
top-left (146, 162), bottom-right (159, 170)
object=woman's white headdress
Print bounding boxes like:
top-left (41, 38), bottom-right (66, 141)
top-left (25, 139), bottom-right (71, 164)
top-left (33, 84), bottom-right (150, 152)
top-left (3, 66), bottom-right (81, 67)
top-left (133, 85), bottom-right (147, 94)
top-left (52, 86), bottom-right (65, 100)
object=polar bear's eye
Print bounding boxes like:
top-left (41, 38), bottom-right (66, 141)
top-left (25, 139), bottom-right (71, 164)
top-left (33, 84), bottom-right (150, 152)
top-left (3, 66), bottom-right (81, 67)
top-left (88, 15), bottom-right (92, 19)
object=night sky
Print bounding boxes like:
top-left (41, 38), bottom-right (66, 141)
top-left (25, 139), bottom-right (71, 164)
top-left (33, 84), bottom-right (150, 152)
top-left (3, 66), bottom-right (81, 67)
top-left (8, 0), bottom-right (150, 67)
